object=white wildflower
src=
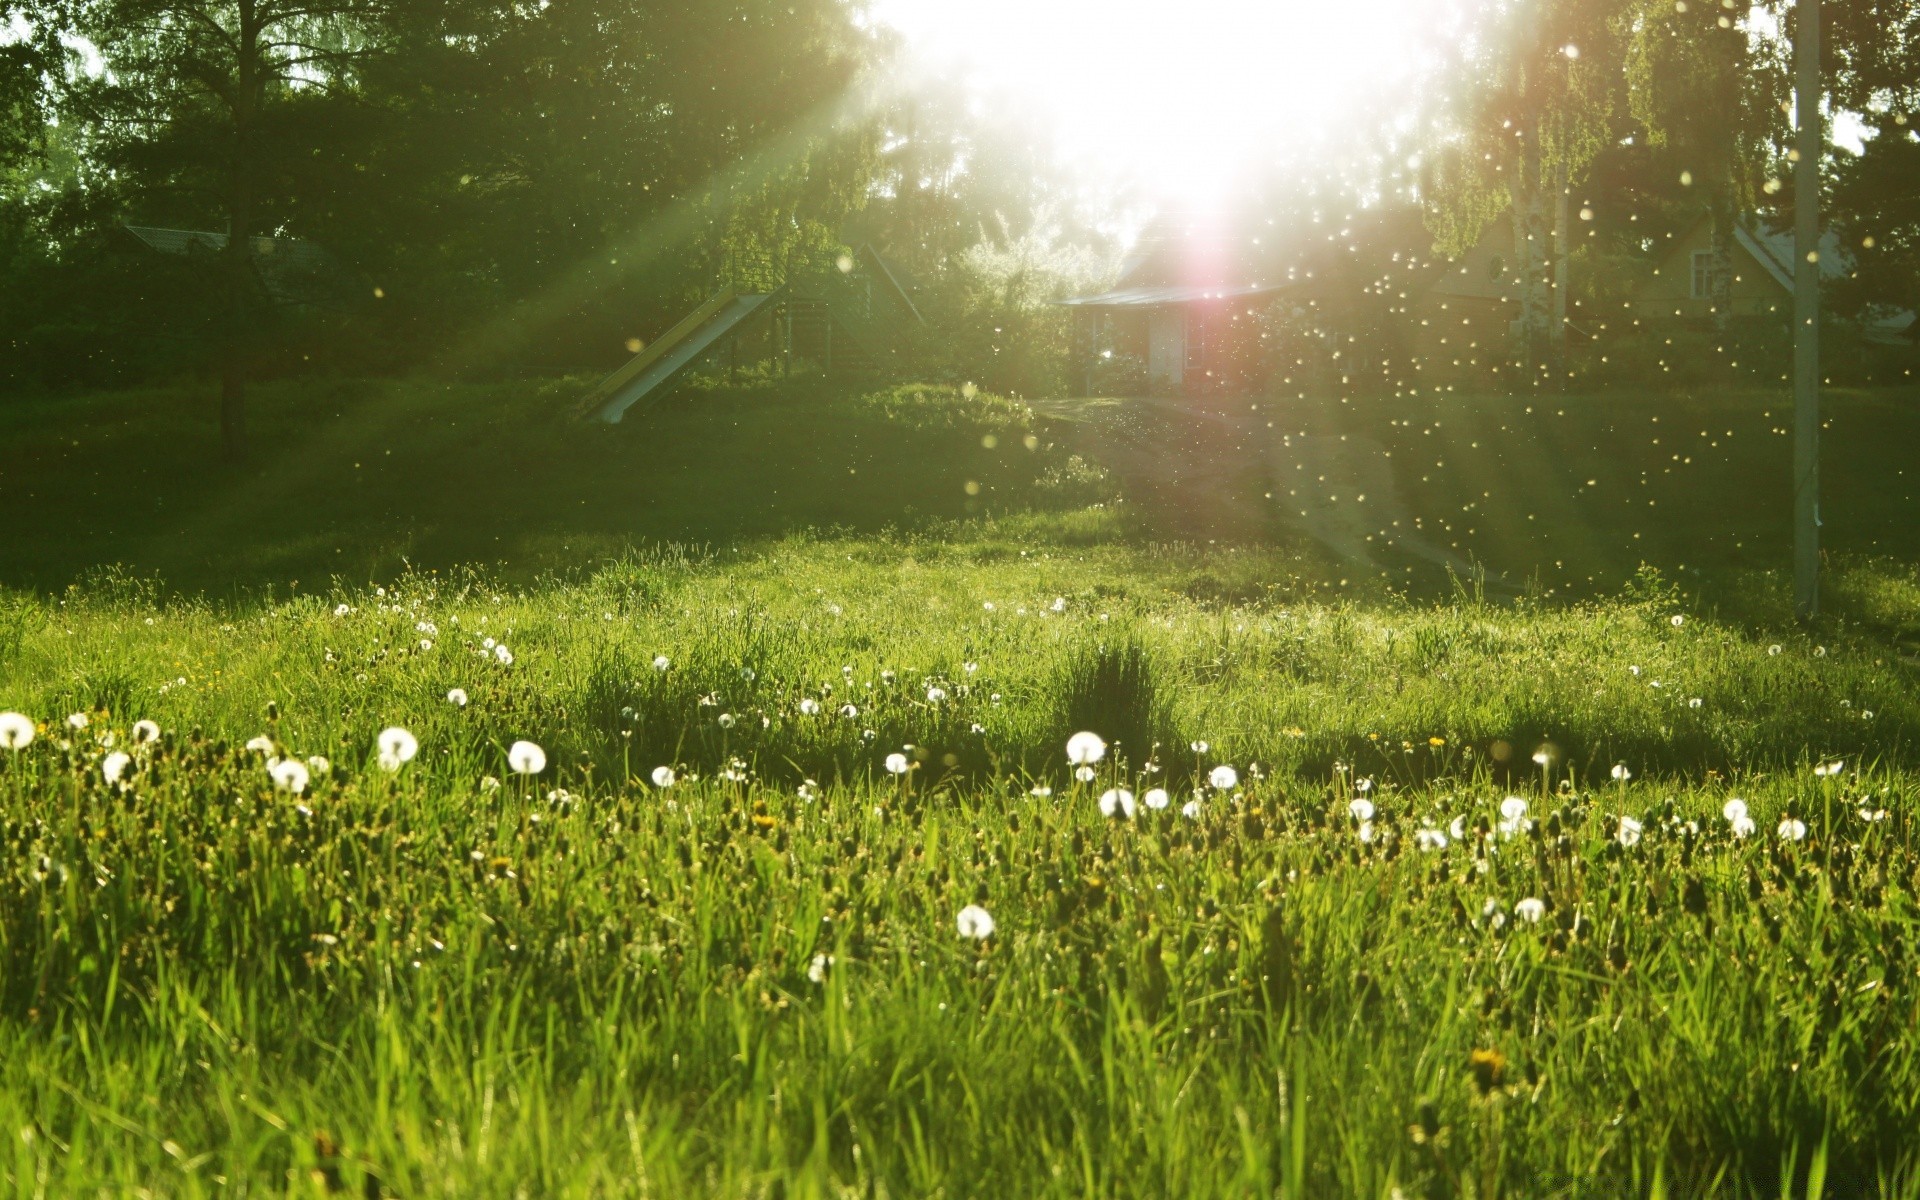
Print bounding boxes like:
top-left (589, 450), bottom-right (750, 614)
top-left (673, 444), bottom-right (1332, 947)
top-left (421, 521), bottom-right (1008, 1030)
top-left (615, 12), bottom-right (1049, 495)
top-left (1066, 731), bottom-right (1107, 765)
top-left (956, 904), bottom-right (996, 940)
top-left (0, 713), bottom-right (36, 750)
top-left (507, 740), bottom-right (546, 775)
top-left (376, 726), bottom-right (419, 771)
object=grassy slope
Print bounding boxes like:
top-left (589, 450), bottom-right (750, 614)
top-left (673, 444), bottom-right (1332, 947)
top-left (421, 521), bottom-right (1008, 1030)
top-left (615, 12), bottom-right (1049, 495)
top-left (2, 376), bottom-right (1920, 1195)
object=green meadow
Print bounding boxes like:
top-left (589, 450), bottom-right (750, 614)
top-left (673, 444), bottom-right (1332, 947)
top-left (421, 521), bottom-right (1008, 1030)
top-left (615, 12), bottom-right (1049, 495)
top-left (4, 378), bottom-right (1920, 1196)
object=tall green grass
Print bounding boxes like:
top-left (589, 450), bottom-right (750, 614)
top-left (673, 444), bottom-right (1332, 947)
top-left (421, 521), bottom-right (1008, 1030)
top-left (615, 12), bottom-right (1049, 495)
top-left (3, 535), bottom-right (1919, 1196)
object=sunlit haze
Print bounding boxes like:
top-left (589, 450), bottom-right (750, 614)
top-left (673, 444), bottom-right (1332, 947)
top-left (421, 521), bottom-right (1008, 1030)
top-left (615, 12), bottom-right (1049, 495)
top-left (869, 0), bottom-right (1454, 203)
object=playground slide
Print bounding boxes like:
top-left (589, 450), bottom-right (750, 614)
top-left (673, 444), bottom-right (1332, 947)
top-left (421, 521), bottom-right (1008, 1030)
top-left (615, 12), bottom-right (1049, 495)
top-left (581, 290), bottom-right (779, 424)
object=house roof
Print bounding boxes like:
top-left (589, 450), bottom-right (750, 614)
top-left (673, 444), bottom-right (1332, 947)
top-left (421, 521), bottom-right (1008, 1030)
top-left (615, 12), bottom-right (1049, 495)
top-left (122, 224), bottom-right (361, 309)
top-left (1731, 219), bottom-right (1849, 292)
top-left (1057, 282), bottom-right (1288, 308)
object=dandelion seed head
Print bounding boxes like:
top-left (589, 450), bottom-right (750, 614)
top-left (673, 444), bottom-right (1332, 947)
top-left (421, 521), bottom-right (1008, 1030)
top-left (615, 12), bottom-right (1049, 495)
top-left (0, 712), bottom-right (37, 750)
top-left (269, 757), bottom-right (310, 794)
top-left (1616, 815), bottom-right (1644, 848)
top-left (1208, 765), bottom-right (1239, 791)
top-left (956, 904), bottom-right (995, 939)
top-left (884, 753), bottom-right (911, 775)
top-left (1066, 731), bottom-right (1107, 765)
top-left (1144, 787), bottom-right (1170, 810)
top-left (507, 740), bottom-right (546, 775)
top-left (1099, 788), bottom-right (1136, 819)
top-left (376, 726), bottom-right (419, 771)
top-left (131, 719), bottom-right (161, 744)
top-left (447, 688), bottom-right (469, 707)
top-left (651, 765), bottom-right (677, 788)
top-left (102, 751), bottom-right (132, 785)
top-left (1515, 897), bottom-right (1546, 924)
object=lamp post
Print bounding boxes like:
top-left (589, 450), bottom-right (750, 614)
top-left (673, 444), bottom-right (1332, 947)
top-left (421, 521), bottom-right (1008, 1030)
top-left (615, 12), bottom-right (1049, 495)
top-left (1792, 0), bottom-right (1821, 619)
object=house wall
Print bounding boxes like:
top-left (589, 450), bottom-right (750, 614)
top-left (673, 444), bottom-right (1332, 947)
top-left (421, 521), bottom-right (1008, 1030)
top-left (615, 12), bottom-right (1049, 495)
top-left (1637, 221), bottom-right (1790, 321)
top-left (1406, 293), bottom-right (1513, 373)
top-left (1147, 308), bottom-right (1185, 390)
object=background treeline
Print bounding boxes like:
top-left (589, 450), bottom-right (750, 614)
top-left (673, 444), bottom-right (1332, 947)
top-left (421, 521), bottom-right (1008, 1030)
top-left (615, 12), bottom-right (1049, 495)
top-left (1, 0), bottom-right (1917, 422)
top-left (0, 0), bottom-right (1113, 412)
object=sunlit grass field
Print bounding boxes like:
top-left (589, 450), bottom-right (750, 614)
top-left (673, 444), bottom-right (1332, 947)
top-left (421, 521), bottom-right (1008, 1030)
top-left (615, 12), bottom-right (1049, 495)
top-left (4, 378), bottom-right (1920, 1195)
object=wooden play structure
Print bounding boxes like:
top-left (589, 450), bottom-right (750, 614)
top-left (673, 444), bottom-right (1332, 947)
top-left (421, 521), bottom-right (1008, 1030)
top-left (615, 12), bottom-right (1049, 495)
top-left (578, 244), bottom-right (924, 424)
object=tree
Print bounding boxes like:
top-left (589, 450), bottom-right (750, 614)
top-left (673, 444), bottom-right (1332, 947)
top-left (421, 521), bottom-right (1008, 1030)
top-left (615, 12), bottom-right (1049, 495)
top-left (1623, 0), bottom-right (1785, 330)
top-left (1422, 0), bottom-right (1630, 375)
top-left (51, 0), bottom-right (390, 460)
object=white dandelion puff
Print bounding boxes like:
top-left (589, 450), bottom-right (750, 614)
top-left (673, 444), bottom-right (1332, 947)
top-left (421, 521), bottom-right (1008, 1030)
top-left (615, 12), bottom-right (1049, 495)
top-left (1611, 764), bottom-right (1632, 782)
top-left (269, 757), bottom-right (310, 794)
top-left (1415, 827), bottom-right (1448, 851)
top-left (494, 645), bottom-right (514, 665)
top-left (246, 735), bottom-right (274, 755)
top-left (1181, 798), bottom-right (1203, 819)
top-left (447, 688), bottom-right (469, 707)
top-left (653, 655), bottom-right (670, 671)
top-left (956, 904), bottom-right (996, 939)
top-left (651, 766), bottom-right (676, 788)
top-left (884, 753), bottom-right (910, 775)
top-left (1349, 797), bottom-right (1375, 822)
top-left (0, 713), bottom-right (37, 750)
top-left (1099, 788), bottom-right (1136, 819)
top-left (1074, 765), bottom-right (1097, 782)
top-left (306, 755), bottom-right (331, 775)
top-left (1616, 815), bottom-right (1644, 848)
top-left (131, 719), bottom-right (161, 745)
top-left (1066, 731), bottom-right (1107, 766)
top-left (926, 686), bottom-right (948, 704)
top-left (1515, 897), bottom-right (1546, 924)
top-left (67, 712), bottom-right (88, 730)
top-left (799, 698), bottom-right (821, 715)
top-left (808, 954), bottom-right (832, 983)
top-left (376, 726), bottom-right (419, 771)
top-left (102, 751), bottom-right (132, 785)
top-left (1208, 765), bottom-right (1239, 791)
top-left (1723, 798), bottom-right (1749, 822)
top-left (1778, 817), bottom-right (1808, 842)
top-left (1144, 787), bottom-right (1171, 810)
top-left (507, 740), bottom-right (546, 775)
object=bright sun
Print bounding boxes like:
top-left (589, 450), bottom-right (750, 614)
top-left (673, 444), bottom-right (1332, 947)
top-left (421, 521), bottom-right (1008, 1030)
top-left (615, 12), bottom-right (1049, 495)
top-left (869, 0), bottom-right (1456, 203)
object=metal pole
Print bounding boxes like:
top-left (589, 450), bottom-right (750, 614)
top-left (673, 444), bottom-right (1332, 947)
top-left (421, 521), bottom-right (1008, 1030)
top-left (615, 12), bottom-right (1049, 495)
top-left (1792, 0), bottom-right (1821, 619)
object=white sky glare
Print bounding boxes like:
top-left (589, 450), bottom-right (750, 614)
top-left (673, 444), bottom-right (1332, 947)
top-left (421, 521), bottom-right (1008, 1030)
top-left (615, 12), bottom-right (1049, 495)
top-left (867, 0), bottom-right (1453, 203)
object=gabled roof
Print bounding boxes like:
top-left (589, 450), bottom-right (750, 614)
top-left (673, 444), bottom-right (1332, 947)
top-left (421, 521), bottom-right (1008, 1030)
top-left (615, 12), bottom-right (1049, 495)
top-left (1731, 218), bottom-right (1849, 292)
top-left (1057, 282), bottom-right (1286, 308)
top-left (122, 224), bottom-right (361, 309)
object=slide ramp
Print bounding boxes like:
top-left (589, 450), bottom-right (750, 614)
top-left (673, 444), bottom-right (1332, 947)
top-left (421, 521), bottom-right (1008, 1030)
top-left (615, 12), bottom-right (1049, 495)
top-left (581, 290), bottom-right (779, 424)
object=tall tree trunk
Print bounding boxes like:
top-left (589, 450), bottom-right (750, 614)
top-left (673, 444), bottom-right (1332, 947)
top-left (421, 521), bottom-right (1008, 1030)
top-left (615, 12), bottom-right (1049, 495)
top-left (1707, 191), bottom-right (1736, 333)
top-left (221, 1), bottom-right (259, 464)
top-left (1509, 127), bottom-right (1551, 377)
top-left (1552, 160), bottom-right (1570, 365)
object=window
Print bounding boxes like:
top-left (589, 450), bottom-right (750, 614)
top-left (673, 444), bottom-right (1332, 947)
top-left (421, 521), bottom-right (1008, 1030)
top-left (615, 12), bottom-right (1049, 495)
top-left (1690, 250), bottom-right (1716, 299)
top-left (1186, 308), bottom-right (1207, 375)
